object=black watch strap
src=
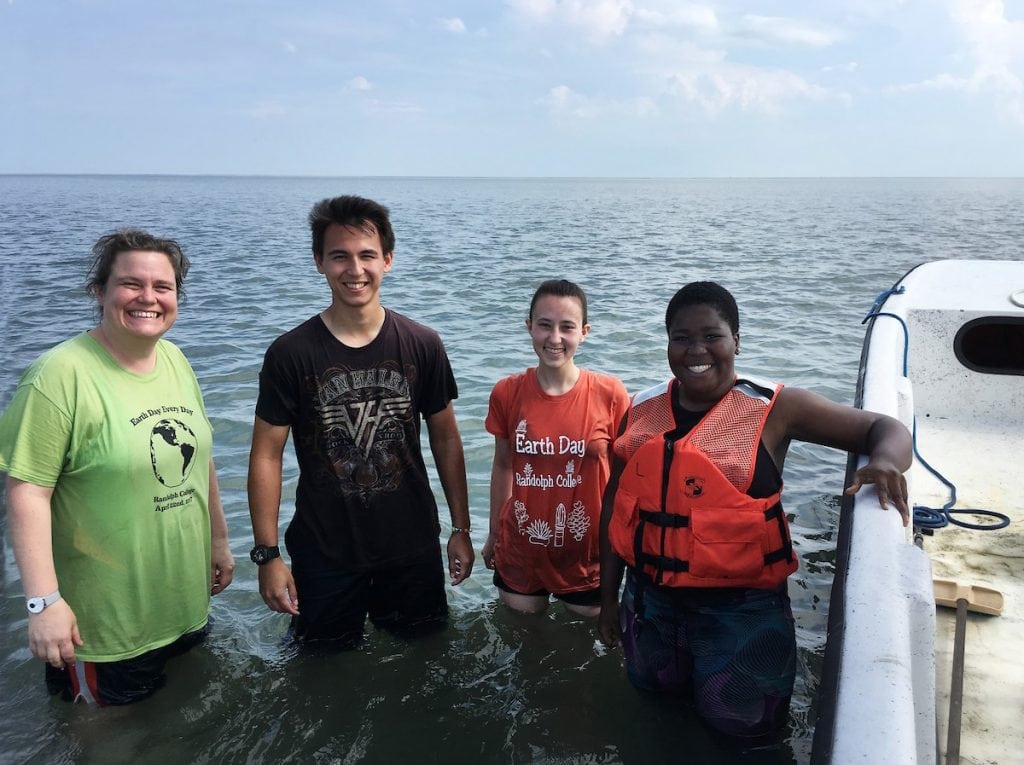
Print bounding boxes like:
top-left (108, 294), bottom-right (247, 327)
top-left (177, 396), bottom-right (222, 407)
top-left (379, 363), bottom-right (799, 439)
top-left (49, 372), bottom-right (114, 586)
top-left (249, 544), bottom-right (281, 566)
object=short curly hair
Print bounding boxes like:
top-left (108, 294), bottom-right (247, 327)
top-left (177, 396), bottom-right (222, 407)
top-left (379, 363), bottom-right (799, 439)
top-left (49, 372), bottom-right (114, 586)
top-left (664, 281), bottom-right (739, 334)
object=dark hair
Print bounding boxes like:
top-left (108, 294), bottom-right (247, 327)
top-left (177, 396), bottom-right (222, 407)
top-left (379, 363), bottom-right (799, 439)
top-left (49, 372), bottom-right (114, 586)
top-left (664, 281), bottom-right (739, 334)
top-left (308, 195), bottom-right (395, 258)
top-left (86, 229), bottom-right (189, 312)
top-left (529, 279), bottom-right (589, 325)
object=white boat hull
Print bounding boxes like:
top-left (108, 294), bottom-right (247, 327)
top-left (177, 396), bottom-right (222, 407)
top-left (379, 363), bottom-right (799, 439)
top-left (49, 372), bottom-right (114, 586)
top-left (813, 260), bottom-right (1024, 764)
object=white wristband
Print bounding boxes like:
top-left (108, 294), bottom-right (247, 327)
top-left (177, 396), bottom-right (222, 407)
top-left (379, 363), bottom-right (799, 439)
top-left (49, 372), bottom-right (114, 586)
top-left (26, 590), bottom-right (61, 614)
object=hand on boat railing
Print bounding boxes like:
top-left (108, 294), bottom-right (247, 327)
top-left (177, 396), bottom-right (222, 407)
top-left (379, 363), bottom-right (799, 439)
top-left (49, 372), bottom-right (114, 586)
top-left (845, 458), bottom-right (910, 526)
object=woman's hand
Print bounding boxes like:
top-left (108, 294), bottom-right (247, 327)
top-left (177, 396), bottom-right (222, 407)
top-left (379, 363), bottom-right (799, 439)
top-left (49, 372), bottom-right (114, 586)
top-left (211, 538), bottom-right (235, 595)
top-left (481, 532), bottom-right (497, 570)
top-left (28, 599), bottom-right (82, 668)
top-left (597, 600), bottom-right (621, 648)
top-left (845, 458), bottom-right (910, 526)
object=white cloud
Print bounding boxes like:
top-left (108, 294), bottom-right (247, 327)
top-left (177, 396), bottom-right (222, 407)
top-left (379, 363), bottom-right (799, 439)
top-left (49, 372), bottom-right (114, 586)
top-left (440, 17), bottom-right (467, 33)
top-left (542, 58), bottom-right (833, 121)
top-left (543, 84), bottom-right (658, 118)
top-left (951, 0), bottom-right (1024, 92)
top-left (563, 0), bottom-right (635, 41)
top-left (630, 37), bottom-right (841, 116)
top-left (666, 62), bottom-right (835, 116)
top-left (888, 73), bottom-right (971, 93)
top-left (739, 14), bottom-right (842, 47)
top-left (509, 2), bottom-right (845, 49)
top-left (365, 99), bottom-right (424, 115)
top-left (633, 5), bottom-right (718, 34)
top-left (892, 0), bottom-right (1024, 125)
top-left (511, 3), bottom-right (847, 120)
top-left (507, 0), bottom-right (557, 23)
top-left (283, 41), bottom-right (297, 54)
top-left (821, 61), bottom-right (859, 73)
top-left (508, 0), bottom-right (635, 42)
top-left (347, 76), bottom-right (373, 92)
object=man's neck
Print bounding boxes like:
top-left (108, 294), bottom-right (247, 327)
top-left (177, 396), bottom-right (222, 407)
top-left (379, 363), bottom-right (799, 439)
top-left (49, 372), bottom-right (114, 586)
top-left (320, 302), bottom-right (387, 348)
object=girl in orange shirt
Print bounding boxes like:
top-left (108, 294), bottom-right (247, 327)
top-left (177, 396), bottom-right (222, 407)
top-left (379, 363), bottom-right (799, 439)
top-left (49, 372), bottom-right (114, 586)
top-left (482, 279), bottom-right (629, 616)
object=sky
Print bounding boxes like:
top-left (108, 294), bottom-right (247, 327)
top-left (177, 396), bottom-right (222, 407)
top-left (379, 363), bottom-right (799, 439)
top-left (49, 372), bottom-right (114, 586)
top-left (1, 0), bottom-right (1023, 177)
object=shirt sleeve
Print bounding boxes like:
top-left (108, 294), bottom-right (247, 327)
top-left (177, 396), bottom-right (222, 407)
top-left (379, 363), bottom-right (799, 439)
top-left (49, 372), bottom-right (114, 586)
top-left (612, 378), bottom-right (631, 432)
top-left (484, 377), bottom-right (513, 439)
top-left (417, 333), bottom-right (459, 418)
top-left (254, 340), bottom-right (298, 427)
top-left (0, 381), bottom-right (73, 487)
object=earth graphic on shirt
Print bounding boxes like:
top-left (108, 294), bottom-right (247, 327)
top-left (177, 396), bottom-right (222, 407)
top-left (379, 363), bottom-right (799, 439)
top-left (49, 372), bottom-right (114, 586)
top-left (149, 418), bottom-right (199, 487)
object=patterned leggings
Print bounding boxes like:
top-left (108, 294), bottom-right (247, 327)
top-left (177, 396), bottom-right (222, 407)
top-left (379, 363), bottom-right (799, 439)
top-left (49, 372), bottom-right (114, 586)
top-left (619, 570), bottom-right (796, 738)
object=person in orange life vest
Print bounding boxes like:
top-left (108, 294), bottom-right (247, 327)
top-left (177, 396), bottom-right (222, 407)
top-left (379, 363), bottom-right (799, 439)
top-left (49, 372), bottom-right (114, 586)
top-left (597, 281), bottom-right (911, 739)
top-left (482, 280), bottom-right (629, 617)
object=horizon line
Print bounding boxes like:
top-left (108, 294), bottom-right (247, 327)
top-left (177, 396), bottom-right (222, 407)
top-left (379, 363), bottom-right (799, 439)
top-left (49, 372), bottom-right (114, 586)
top-left (2, 172), bottom-right (1023, 181)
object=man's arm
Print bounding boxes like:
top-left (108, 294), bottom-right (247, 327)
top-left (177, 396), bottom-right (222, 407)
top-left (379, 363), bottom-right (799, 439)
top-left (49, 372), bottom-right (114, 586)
top-left (425, 402), bottom-right (474, 585)
top-left (6, 477), bottom-right (82, 666)
top-left (247, 416), bottom-right (299, 615)
top-left (208, 459), bottom-right (235, 595)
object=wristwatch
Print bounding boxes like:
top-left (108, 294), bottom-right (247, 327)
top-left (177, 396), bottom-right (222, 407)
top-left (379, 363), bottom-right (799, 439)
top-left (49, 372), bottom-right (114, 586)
top-left (249, 544), bottom-right (281, 566)
top-left (26, 590), bottom-right (62, 614)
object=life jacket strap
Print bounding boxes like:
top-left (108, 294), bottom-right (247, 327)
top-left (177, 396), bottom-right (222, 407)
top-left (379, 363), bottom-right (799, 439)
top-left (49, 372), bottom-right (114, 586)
top-left (637, 551), bottom-right (689, 573)
top-left (765, 500), bottom-right (794, 563)
top-left (638, 509), bottom-right (690, 528)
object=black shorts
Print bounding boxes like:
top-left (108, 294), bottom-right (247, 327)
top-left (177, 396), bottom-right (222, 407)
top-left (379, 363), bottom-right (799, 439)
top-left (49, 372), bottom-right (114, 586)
top-left (287, 531), bottom-right (448, 648)
top-left (44, 623), bottom-right (209, 706)
top-left (492, 570), bottom-right (601, 607)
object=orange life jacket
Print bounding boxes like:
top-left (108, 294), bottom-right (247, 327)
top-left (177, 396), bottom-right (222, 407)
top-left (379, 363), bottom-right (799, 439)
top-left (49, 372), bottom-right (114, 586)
top-left (608, 378), bottom-right (797, 589)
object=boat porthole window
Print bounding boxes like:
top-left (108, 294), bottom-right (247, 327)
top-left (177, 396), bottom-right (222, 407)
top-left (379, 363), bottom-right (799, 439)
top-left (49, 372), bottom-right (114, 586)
top-left (954, 317), bottom-right (1024, 375)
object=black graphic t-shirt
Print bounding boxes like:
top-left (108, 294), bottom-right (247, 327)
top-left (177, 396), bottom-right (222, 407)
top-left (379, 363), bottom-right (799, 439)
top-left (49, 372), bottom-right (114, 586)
top-left (256, 310), bottom-right (458, 569)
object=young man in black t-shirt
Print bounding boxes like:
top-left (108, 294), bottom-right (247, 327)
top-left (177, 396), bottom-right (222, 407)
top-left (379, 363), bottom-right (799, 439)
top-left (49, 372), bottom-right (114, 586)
top-left (247, 195), bottom-right (474, 647)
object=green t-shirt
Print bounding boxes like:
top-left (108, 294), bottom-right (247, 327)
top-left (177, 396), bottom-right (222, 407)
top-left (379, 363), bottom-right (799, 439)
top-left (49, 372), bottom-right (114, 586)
top-left (0, 333), bottom-right (213, 662)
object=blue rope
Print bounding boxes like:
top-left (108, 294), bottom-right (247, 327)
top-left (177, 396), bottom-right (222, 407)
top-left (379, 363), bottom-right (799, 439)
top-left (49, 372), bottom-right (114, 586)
top-left (862, 288), bottom-right (1010, 532)
top-left (865, 285), bottom-right (906, 320)
top-left (861, 310), bottom-right (909, 377)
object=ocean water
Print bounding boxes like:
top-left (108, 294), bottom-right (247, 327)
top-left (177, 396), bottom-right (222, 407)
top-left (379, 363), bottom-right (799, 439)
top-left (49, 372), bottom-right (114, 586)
top-left (0, 175), bottom-right (1021, 764)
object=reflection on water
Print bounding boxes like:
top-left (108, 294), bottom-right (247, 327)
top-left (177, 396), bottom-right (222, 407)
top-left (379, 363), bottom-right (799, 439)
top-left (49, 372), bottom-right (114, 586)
top-left (2, 176), bottom-right (1022, 763)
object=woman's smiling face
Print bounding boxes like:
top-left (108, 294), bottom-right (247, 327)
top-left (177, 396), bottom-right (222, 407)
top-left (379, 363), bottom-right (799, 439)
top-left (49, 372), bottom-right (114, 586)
top-left (666, 302), bottom-right (739, 409)
top-left (527, 294), bottom-right (589, 371)
top-left (96, 249), bottom-right (179, 346)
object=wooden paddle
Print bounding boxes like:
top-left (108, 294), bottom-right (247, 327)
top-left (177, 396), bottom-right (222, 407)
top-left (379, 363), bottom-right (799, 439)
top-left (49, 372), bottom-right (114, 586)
top-left (933, 580), bottom-right (1003, 765)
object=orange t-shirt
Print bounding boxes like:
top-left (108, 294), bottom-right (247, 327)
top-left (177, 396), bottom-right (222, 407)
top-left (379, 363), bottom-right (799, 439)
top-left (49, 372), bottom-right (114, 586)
top-left (485, 368), bottom-right (629, 594)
